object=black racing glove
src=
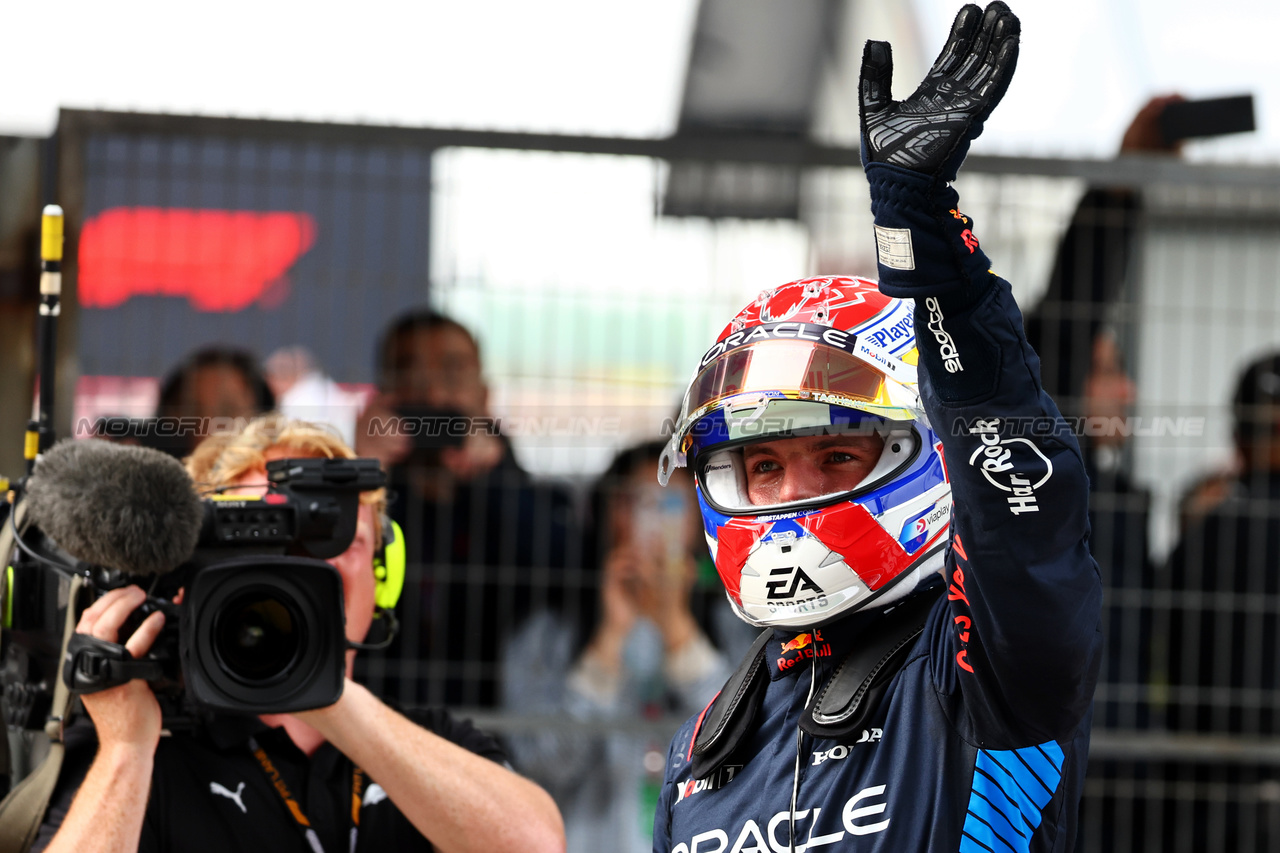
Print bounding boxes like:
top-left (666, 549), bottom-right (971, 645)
top-left (859, 3), bottom-right (1021, 404)
top-left (859, 2), bottom-right (1020, 182)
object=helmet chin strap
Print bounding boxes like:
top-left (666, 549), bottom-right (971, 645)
top-left (860, 563), bottom-right (928, 611)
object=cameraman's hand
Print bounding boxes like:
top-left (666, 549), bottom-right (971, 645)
top-left (859, 1), bottom-right (1020, 182)
top-left (75, 585), bottom-right (166, 753)
top-left (43, 588), bottom-right (167, 853)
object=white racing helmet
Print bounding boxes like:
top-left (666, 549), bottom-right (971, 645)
top-left (659, 276), bottom-right (951, 629)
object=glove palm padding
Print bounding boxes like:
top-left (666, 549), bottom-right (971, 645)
top-left (860, 2), bottom-right (1020, 183)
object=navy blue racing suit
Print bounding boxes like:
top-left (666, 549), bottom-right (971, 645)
top-left (652, 163), bottom-right (1103, 853)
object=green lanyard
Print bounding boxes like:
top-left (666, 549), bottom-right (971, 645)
top-left (249, 737), bottom-right (367, 853)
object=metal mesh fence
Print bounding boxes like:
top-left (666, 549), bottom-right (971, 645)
top-left (40, 110), bottom-right (1280, 851)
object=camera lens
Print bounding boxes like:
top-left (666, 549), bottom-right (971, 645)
top-left (183, 556), bottom-right (345, 714)
top-left (212, 588), bottom-right (304, 684)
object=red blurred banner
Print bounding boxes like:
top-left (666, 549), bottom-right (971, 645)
top-left (78, 207), bottom-right (317, 311)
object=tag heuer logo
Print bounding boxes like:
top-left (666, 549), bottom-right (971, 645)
top-left (765, 566), bottom-right (823, 600)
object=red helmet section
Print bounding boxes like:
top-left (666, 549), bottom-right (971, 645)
top-left (715, 276), bottom-right (890, 343)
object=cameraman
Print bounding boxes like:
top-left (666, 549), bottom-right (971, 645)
top-left (34, 417), bottom-right (565, 853)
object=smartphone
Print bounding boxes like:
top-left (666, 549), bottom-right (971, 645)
top-left (632, 486), bottom-right (691, 569)
top-left (1159, 95), bottom-right (1255, 145)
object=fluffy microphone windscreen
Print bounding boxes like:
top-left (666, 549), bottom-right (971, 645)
top-left (25, 439), bottom-right (203, 576)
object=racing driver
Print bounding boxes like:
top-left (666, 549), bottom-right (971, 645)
top-left (652, 4), bottom-right (1102, 852)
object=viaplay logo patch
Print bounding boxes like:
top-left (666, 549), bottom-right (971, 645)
top-left (897, 503), bottom-right (950, 554)
top-left (898, 507), bottom-right (931, 553)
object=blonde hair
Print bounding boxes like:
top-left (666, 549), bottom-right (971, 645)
top-left (186, 415), bottom-right (387, 530)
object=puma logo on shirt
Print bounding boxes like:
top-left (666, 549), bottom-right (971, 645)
top-left (210, 781), bottom-right (248, 813)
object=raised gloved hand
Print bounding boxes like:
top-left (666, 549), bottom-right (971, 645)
top-left (859, 2), bottom-right (1020, 183)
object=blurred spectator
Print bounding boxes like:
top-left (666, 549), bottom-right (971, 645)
top-left (147, 346), bottom-right (275, 457)
top-left (355, 308), bottom-right (581, 708)
top-left (1177, 467), bottom-right (1237, 536)
top-left (264, 345), bottom-right (365, 447)
top-left (1159, 351), bottom-right (1280, 851)
top-left (1025, 99), bottom-right (1187, 735)
top-left (1026, 99), bottom-right (1182, 853)
top-left (501, 440), bottom-right (740, 853)
top-left (1166, 350), bottom-right (1280, 733)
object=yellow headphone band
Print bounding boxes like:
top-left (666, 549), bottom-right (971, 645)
top-left (373, 517), bottom-right (406, 611)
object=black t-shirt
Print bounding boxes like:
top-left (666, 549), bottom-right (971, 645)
top-left (380, 447), bottom-right (586, 708)
top-left (33, 706), bottom-right (508, 852)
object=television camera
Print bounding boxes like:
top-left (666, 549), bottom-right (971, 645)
top-left (2, 442), bottom-right (385, 728)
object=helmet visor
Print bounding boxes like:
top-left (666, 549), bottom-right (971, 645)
top-left (657, 335), bottom-right (921, 488)
top-left (686, 339), bottom-right (886, 418)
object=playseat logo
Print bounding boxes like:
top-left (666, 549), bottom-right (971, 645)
top-left (862, 313), bottom-right (914, 350)
top-left (765, 566), bottom-right (822, 601)
top-left (668, 784), bottom-right (891, 852)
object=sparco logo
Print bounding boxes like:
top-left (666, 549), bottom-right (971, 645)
top-left (966, 419), bottom-right (1054, 515)
top-left (674, 764), bottom-right (743, 804)
top-left (765, 566), bottom-right (822, 600)
top-left (669, 785), bottom-right (891, 853)
top-left (924, 297), bottom-right (963, 373)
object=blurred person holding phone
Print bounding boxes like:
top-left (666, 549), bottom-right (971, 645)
top-left (501, 441), bottom-right (742, 853)
top-left (356, 310), bottom-right (505, 488)
top-left (34, 417), bottom-right (565, 853)
top-left (1022, 96), bottom-right (1188, 750)
top-left (354, 309), bottom-right (582, 708)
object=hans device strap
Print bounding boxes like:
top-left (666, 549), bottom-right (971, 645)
top-left (690, 628), bottom-right (772, 780)
top-left (690, 586), bottom-right (942, 781)
top-left (800, 586), bottom-right (941, 738)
